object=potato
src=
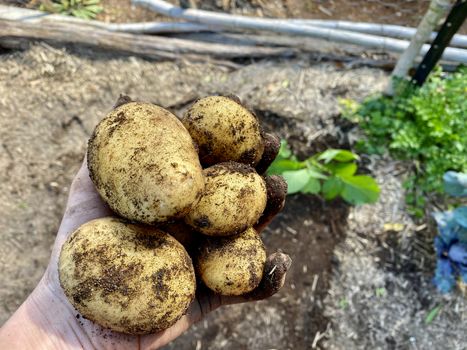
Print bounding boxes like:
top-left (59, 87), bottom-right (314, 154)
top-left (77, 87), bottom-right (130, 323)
top-left (88, 101), bottom-right (204, 224)
top-left (196, 227), bottom-right (266, 296)
top-left (58, 217), bottom-right (196, 334)
top-left (185, 162), bottom-right (267, 236)
top-left (182, 95), bottom-right (264, 166)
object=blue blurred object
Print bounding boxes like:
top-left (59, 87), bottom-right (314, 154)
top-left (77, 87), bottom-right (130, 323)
top-left (448, 243), bottom-right (467, 265)
top-left (443, 171), bottom-right (467, 197)
top-left (432, 171), bottom-right (467, 293)
top-left (433, 258), bottom-right (457, 293)
top-left (453, 207), bottom-right (467, 229)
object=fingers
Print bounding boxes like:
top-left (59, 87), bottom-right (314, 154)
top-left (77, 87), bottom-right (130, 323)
top-left (255, 133), bottom-right (280, 175)
top-left (254, 175), bottom-right (287, 233)
top-left (220, 251), bottom-right (292, 305)
top-left (64, 155), bottom-right (111, 223)
top-left (247, 251), bottom-right (292, 300)
top-left (52, 156), bottom-right (112, 259)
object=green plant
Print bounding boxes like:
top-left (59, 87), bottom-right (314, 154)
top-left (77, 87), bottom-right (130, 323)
top-left (341, 67), bottom-right (467, 216)
top-left (267, 140), bottom-right (380, 205)
top-left (40, 0), bottom-right (103, 19)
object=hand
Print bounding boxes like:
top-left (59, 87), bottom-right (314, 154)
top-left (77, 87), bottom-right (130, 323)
top-left (0, 155), bottom-right (290, 349)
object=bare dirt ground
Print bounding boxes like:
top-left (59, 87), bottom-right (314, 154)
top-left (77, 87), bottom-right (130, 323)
top-left (1, 0), bottom-right (466, 349)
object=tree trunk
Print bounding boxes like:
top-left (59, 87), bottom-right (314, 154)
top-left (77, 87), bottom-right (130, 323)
top-left (387, 0), bottom-right (454, 94)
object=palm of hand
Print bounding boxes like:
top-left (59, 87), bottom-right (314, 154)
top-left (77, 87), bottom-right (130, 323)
top-left (2, 159), bottom-right (290, 349)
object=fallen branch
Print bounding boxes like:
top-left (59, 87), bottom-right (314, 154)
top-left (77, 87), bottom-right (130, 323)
top-left (0, 19), bottom-right (295, 59)
top-left (133, 0), bottom-right (467, 63)
top-left (0, 5), bottom-right (220, 33)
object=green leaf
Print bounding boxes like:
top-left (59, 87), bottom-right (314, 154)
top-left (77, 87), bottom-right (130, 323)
top-left (340, 175), bottom-right (380, 205)
top-left (325, 162), bottom-right (357, 176)
top-left (267, 159), bottom-right (303, 175)
top-left (277, 139), bottom-right (293, 159)
top-left (317, 149), bottom-right (358, 163)
top-left (301, 177), bottom-right (321, 194)
top-left (322, 176), bottom-right (344, 200)
top-left (282, 169), bottom-right (310, 194)
top-left (425, 305), bottom-right (441, 325)
top-left (304, 163), bottom-right (328, 179)
top-left (84, 5), bottom-right (103, 13)
top-left (71, 8), bottom-right (89, 18)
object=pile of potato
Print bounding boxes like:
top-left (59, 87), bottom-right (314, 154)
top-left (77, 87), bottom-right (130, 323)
top-left (58, 95), bottom-right (288, 335)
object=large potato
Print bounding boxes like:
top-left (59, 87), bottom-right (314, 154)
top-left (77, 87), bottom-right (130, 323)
top-left (58, 217), bottom-right (196, 334)
top-left (185, 162), bottom-right (267, 236)
top-left (196, 227), bottom-right (266, 296)
top-left (182, 95), bottom-right (264, 166)
top-left (88, 102), bottom-right (204, 224)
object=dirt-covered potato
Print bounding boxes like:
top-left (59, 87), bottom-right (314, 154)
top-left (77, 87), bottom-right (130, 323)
top-left (196, 227), bottom-right (266, 296)
top-left (185, 162), bottom-right (267, 236)
top-left (88, 101), bottom-right (204, 224)
top-left (58, 217), bottom-right (196, 334)
top-left (182, 95), bottom-right (264, 166)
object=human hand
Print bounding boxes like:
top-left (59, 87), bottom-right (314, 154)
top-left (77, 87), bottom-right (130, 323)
top-left (0, 151), bottom-right (290, 349)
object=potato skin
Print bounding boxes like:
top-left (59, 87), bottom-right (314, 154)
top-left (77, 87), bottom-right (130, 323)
top-left (88, 102), bottom-right (204, 224)
top-left (182, 96), bottom-right (264, 166)
top-left (58, 217), bottom-right (196, 335)
top-left (185, 162), bottom-right (267, 236)
top-left (196, 228), bottom-right (266, 296)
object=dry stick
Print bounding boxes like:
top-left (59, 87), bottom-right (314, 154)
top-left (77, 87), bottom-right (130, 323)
top-left (0, 19), bottom-right (295, 59)
top-left (0, 5), bottom-right (220, 33)
top-left (132, 0), bottom-right (467, 63)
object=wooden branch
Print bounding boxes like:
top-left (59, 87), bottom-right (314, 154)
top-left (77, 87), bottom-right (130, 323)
top-left (133, 0), bottom-right (467, 63)
top-left (0, 5), bottom-right (220, 33)
top-left (0, 19), bottom-right (295, 59)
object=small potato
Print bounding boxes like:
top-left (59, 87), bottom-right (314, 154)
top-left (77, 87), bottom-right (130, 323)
top-left (182, 95), bottom-right (264, 166)
top-left (58, 217), bottom-right (196, 334)
top-left (88, 101), bottom-right (204, 224)
top-left (185, 162), bottom-right (267, 236)
top-left (196, 227), bottom-right (266, 296)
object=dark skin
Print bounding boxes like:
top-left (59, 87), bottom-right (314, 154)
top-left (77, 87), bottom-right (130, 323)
top-left (0, 154), bottom-right (290, 349)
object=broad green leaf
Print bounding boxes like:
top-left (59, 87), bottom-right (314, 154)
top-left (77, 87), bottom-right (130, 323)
top-left (322, 176), bottom-right (344, 200)
top-left (304, 163), bottom-right (328, 179)
top-left (325, 162), bottom-right (357, 176)
top-left (301, 177), bottom-right (321, 194)
top-left (267, 159), bottom-right (303, 175)
top-left (318, 149), bottom-right (358, 163)
top-left (340, 175), bottom-right (380, 205)
top-left (282, 169), bottom-right (310, 194)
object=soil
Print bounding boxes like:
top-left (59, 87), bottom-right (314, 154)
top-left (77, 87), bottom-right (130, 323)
top-left (1, 1), bottom-right (466, 349)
